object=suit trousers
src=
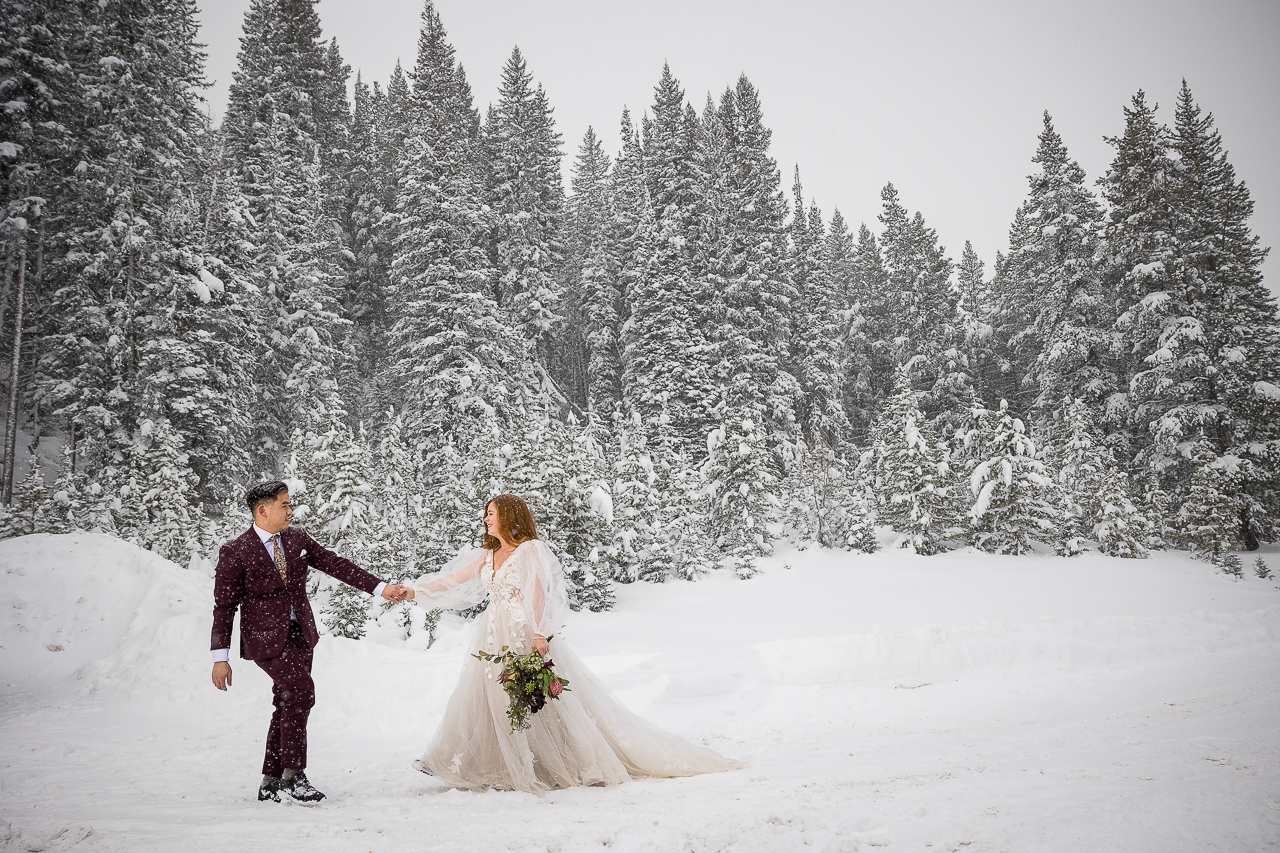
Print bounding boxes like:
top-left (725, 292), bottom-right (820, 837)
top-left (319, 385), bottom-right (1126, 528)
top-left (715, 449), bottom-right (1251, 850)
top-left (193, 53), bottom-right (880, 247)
top-left (253, 619), bottom-right (316, 776)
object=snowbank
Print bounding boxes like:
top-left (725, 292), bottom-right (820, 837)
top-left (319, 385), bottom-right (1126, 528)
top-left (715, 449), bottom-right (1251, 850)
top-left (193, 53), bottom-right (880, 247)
top-left (0, 532), bottom-right (209, 690)
top-left (1, 533), bottom-right (1277, 852)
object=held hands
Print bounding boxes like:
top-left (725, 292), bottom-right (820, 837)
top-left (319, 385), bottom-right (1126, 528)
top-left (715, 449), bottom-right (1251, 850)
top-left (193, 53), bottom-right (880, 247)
top-left (212, 661), bottom-right (232, 690)
top-left (381, 584), bottom-right (414, 603)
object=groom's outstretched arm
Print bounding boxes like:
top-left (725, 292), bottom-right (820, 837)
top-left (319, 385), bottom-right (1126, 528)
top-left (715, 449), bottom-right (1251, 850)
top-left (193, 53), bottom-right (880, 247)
top-left (294, 527), bottom-right (409, 600)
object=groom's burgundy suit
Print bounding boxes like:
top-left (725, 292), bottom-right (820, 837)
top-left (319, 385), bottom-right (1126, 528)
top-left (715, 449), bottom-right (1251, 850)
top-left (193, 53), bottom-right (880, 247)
top-left (211, 525), bottom-right (384, 776)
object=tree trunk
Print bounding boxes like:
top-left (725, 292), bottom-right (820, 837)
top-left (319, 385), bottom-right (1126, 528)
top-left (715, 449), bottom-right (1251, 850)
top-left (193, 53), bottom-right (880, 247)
top-left (3, 233), bottom-right (26, 503)
top-left (1241, 504), bottom-right (1260, 551)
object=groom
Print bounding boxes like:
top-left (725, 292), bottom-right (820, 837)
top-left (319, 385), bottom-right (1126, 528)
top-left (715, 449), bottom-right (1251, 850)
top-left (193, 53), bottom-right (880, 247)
top-left (210, 480), bottom-right (411, 804)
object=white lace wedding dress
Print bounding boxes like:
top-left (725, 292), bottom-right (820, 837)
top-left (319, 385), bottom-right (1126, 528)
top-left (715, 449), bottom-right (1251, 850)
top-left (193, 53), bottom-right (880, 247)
top-left (408, 539), bottom-right (743, 792)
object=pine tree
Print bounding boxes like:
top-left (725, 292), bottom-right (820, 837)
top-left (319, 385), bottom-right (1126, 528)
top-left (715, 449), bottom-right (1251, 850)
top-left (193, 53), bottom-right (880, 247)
top-left (647, 398), bottom-right (709, 580)
top-left (1043, 399), bottom-right (1148, 558)
top-left (387, 2), bottom-right (535, 452)
top-left (704, 411), bottom-right (779, 577)
top-left (1175, 438), bottom-right (1241, 562)
top-left (337, 72), bottom-right (393, 426)
top-left (876, 184), bottom-right (965, 430)
top-left (367, 410), bottom-right (419, 581)
top-left (1162, 84), bottom-right (1280, 546)
top-left (992, 113), bottom-right (1112, 426)
top-left (295, 409), bottom-right (375, 639)
top-left (610, 414), bottom-right (662, 582)
top-left (703, 78), bottom-right (800, 443)
top-left (843, 223), bottom-right (893, 443)
top-left (485, 48), bottom-right (564, 366)
top-left (131, 415), bottom-right (203, 563)
top-left (966, 401), bottom-right (1058, 554)
top-left (38, 443), bottom-right (85, 534)
top-left (495, 415), bottom-right (615, 610)
top-left (1101, 85), bottom-right (1280, 548)
top-left (38, 0), bottom-right (243, 551)
top-left (623, 69), bottom-right (710, 449)
top-left (0, 453), bottom-right (48, 539)
top-left (219, 0), bottom-right (347, 466)
top-left (864, 366), bottom-right (961, 554)
top-left (1097, 90), bottom-right (1178, 466)
top-left (1, 0), bottom-right (79, 483)
top-left (789, 175), bottom-right (851, 455)
top-left (1139, 471), bottom-right (1176, 550)
top-left (1219, 553), bottom-right (1244, 578)
top-left (562, 127), bottom-right (622, 421)
top-left (781, 438), bottom-right (872, 551)
top-left (954, 242), bottom-right (998, 409)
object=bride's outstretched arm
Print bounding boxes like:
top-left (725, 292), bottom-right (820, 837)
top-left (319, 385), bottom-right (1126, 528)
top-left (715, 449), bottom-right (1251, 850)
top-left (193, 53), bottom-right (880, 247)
top-left (405, 548), bottom-right (489, 611)
top-left (522, 541), bottom-right (569, 645)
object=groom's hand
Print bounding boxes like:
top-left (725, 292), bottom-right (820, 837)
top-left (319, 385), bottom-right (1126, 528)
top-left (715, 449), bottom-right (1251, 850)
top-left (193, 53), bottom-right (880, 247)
top-left (212, 661), bottom-right (232, 691)
top-left (381, 584), bottom-right (412, 603)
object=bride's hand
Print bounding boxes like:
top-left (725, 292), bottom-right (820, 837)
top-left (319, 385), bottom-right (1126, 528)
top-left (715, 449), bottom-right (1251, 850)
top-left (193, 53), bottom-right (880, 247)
top-left (532, 636), bottom-right (549, 656)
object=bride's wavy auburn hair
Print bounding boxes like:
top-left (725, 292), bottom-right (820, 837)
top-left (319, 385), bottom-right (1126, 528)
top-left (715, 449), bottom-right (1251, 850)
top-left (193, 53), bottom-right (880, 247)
top-left (482, 494), bottom-right (540, 550)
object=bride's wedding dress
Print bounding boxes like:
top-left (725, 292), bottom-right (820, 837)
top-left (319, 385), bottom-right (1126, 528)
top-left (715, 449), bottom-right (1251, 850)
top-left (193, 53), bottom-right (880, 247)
top-left (408, 539), bottom-right (743, 792)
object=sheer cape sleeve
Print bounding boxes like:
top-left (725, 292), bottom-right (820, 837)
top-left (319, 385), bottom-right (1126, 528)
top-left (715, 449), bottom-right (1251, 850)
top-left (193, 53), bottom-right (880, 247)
top-left (518, 540), bottom-right (569, 639)
top-left (410, 547), bottom-right (489, 612)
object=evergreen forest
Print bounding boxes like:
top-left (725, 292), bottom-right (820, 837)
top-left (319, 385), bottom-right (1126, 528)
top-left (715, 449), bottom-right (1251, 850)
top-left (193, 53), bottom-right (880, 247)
top-left (2, 0), bottom-right (1277, 633)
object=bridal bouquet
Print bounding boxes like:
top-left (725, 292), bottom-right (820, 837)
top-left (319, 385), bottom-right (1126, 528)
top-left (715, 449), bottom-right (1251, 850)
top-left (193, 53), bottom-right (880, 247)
top-left (473, 645), bottom-right (571, 734)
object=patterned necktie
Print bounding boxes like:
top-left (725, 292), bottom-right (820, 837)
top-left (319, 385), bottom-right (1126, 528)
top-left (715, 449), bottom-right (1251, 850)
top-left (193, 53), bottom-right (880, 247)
top-left (270, 534), bottom-right (288, 583)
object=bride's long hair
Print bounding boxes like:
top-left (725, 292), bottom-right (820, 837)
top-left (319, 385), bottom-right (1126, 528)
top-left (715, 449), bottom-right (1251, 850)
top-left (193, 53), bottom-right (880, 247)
top-left (482, 494), bottom-right (540, 550)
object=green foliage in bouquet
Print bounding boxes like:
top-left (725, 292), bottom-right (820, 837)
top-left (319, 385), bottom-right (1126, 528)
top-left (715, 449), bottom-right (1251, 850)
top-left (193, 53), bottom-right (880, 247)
top-left (473, 645), bottom-right (571, 734)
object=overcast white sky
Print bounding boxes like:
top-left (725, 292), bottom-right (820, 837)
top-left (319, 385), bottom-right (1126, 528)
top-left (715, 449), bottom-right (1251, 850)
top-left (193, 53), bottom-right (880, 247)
top-left (194, 0), bottom-right (1280, 293)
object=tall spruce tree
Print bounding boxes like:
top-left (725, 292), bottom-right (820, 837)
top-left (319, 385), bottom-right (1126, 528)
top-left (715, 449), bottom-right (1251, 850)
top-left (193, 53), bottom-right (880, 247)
top-left (1103, 86), bottom-right (1280, 548)
top-left (843, 223), bottom-right (893, 443)
top-left (220, 0), bottom-right (347, 469)
top-left (992, 113), bottom-right (1112, 428)
top-left (876, 184), bottom-right (965, 430)
top-left (40, 0), bottom-right (230, 544)
top-left (790, 174), bottom-right (850, 453)
top-left (954, 241), bottom-right (998, 412)
top-left (563, 126), bottom-right (622, 421)
top-left (485, 48), bottom-right (565, 368)
top-left (1162, 84), bottom-right (1280, 547)
top-left (387, 1), bottom-right (534, 452)
top-left (704, 78), bottom-right (800, 444)
top-left (1098, 91), bottom-right (1177, 462)
top-left (623, 67), bottom-right (709, 449)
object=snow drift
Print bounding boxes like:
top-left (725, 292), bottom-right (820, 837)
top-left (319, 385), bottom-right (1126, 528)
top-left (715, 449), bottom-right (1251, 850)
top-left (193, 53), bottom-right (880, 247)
top-left (1, 532), bottom-right (1278, 853)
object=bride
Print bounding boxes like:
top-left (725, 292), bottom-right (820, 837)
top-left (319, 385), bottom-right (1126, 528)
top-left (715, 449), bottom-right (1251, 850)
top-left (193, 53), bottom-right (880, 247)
top-left (404, 493), bottom-right (743, 792)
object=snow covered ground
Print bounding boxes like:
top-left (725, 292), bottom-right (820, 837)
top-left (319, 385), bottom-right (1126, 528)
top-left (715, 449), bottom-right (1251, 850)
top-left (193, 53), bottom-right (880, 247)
top-left (2, 531), bottom-right (1278, 852)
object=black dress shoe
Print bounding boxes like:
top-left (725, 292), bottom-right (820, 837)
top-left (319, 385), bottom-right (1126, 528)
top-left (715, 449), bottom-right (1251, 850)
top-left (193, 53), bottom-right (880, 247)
top-left (258, 775), bottom-right (282, 802)
top-left (283, 771), bottom-right (325, 804)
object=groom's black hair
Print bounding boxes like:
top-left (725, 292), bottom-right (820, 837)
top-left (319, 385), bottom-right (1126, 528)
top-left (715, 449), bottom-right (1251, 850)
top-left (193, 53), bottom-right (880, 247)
top-left (245, 480), bottom-right (289, 513)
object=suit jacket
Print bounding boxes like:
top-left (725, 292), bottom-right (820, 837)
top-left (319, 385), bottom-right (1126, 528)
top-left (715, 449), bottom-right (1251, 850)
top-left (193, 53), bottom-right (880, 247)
top-left (210, 525), bottom-right (383, 661)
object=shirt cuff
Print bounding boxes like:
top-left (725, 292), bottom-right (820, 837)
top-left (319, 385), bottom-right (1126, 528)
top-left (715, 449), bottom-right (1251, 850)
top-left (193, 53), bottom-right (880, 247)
top-left (212, 648), bottom-right (230, 663)
top-left (372, 581), bottom-right (386, 598)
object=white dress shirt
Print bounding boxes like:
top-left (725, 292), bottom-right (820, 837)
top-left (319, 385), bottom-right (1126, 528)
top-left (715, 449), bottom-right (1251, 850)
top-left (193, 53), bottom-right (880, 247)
top-left (212, 524), bottom-right (386, 662)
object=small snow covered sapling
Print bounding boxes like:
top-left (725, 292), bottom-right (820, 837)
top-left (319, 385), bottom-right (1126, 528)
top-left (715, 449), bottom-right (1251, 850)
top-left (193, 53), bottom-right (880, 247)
top-left (1254, 557), bottom-right (1273, 580)
top-left (1219, 553), bottom-right (1244, 579)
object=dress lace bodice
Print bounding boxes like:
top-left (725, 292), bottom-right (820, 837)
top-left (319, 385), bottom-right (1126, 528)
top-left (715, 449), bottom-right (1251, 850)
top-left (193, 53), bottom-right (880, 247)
top-left (482, 546), bottom-right (527, 613)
